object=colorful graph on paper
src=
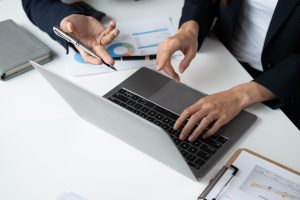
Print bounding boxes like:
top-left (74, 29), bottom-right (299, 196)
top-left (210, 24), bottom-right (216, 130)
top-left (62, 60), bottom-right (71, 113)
top-left (240, 165), bottom-right (300, 200)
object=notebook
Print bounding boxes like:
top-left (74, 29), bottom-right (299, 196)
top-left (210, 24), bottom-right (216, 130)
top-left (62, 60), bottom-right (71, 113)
top-left (0, 19), bottom-right (51, 80)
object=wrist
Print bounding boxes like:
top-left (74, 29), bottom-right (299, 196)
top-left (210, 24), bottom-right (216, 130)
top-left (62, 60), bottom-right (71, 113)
top-left (229, 82), bottom-right (276, 109)
top-left (177, 20), bottom-right (199, 39)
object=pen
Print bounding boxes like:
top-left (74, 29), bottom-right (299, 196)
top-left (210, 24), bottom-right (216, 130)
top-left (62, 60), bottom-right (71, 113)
top-left (53, 26), bottom-right (117, 71)
top-left (113, 55), bottom-right (156, 61)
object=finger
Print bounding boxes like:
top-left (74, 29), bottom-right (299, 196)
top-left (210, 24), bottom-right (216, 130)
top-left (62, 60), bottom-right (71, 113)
top-left (179, 111), bottom-right (206, 140)
top-left (96, 21), bottom-right (116, 43)
top-left (188, 114), bottom-right (217, 142)
top-left (202, 119), bottom-right (224, 139)
top-left (60, 20), bottom-right (75, 33)
top-left (156, 48), bottom-right (173, 71)
top-left (93, 45), bottom-right (114, 65)
top-left (156, 39), bottom-right (179, 71)
top-left (179, 50), bottom-right (195, 73)
top-left (104, 20), bottom-right (116, 35)
top-left (174, 103), bottom-right (200, 130)
top-left (162, 62), bottom-right (180, 82)
top-left (100, 29), bottom-right (119, 45)
top-left (78, 48), bottom-right (102, 65)
top-left (66, 21), bottom-right (75, 33)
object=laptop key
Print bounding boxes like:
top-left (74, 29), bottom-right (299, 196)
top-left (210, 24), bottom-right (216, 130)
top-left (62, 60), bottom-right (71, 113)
top-left (180, 150), bottom-right (188, 157)
top-left (123, 91), bottom-right (134, 98)
top-left (145, 101), bottom-right (155, 108)
top-left (131, 95), bottom-right (140, 101)
top-left (148, 110), bottom-right (157, 116)
top-left (217, 135), bottom-right (228, 144)
top-left (188, 162), bottom-right (200, 170)
top-left (173, 138), bottom-right (181, 145)
top-left (155, 113), bottom-right (164, 120)
top-left (203, 138), bottom-right (222, 149)
top-left (187, 146), bottom-right (198, 154)
top-left (154, 120), bottom-right (162, 126)
top-left (147, 117), bottom-right (155, 122)
top-left (179, 142), bottom-right (190, 150)
top-left (168, 128), bottom-right (177, 135)
top-left (113, 93), bottom-right (129, 103)
top-left (169, 120), bottom-right (175, 127)
top-left (200, 144), bottom-right (217, 155)
top-left (161, 124), bottom-right (170, 131)
top-left (138, 98), bottom-right (147, 104)
top-left (153, 106), bottom-right (178, 120)
top-left (191, 140), bottom-right (202, 148)
top-left (134, 103), bottom-right (143, 109)
top-left (141, 106), bottom-right (150, 113)
top-left (210, 134), bottom-right (219, 140)
top-left (162, 117), bottom-right (171, 124)
top-left (194, 158), bottom-right (205, 167)
top-left (196, 150), bottom-right (211, 161)
top-left (118, 89), bottom-right (126, 94)
top-left (127, 100), bottom-right (136, 106)
top-left (186, 154), bottom-right (197, 162)
top-left (126, 106), bottom-right (134, 111)
top-left (133, 110), bottom-right (140, 115)
top-left (120, 103), bottom-right (127, 108)
top-left (139, 113), bottom-right (148, 119)
top-left (108, 97), bottom-right (120, 104)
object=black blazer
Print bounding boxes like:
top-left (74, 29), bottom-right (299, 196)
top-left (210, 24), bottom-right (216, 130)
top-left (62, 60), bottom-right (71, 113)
top-left (180, 0), bottom-right (300, 110)
top-left (22, 0), bottom-right (105, 52)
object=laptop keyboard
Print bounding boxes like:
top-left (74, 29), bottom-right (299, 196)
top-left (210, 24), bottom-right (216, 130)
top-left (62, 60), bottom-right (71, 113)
top-left (108, 88), bottom-right (228, 170)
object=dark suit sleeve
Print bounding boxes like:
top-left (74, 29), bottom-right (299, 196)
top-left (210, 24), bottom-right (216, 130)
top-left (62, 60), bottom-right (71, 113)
top-left (179, 0), bottom-right (217, 49)
top-left (254, 55), bottom-right (300, 109)
top-left (22, 0), bottom-right (84, 50)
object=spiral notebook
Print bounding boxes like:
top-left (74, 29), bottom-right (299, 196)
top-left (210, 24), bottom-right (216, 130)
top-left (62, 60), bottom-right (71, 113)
top-left (198, 148), bottom-right (300, 200)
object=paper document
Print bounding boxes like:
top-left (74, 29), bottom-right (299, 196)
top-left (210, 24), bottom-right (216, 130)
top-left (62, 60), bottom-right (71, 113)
top-left (205, 151), bottom-right (300, 200)
top-left (67, 17), bottom-right (182, 77)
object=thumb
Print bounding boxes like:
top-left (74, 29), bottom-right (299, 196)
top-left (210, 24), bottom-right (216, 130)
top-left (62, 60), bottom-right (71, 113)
top-left (66, 21), bottom-right (75, 33)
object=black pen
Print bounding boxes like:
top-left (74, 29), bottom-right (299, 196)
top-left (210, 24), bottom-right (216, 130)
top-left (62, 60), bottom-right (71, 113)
top-left (53, 26), bottom-right (117, 71)
top-left (113, 54), bottom-right (156, 61)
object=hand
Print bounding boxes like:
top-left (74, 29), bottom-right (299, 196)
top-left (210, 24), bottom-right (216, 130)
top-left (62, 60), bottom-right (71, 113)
top-left (173, 82), bottom-right (275, 142)
top-left (60, 14), bottom-right (119, 65)
top-left (174, 90), bottom-right (243, 142)
top-left (156, 21), bottom-right (199, 82)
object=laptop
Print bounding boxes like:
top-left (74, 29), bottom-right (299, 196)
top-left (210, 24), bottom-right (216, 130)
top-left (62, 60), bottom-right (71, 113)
top-left (31, 61), bottom-right (257, 181)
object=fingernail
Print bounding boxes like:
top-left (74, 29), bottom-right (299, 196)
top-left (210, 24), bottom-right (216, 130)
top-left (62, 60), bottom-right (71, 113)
top-left (173, 123), bottom-right (178, 130)
top-left (179, 134), bottom-right (184, 140)
top-left (188, 136), bottom-right (193, 142)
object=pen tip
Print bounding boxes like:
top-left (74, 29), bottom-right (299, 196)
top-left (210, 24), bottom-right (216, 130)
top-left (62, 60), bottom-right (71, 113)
top-left (111, 66), bottom-right (118, 71)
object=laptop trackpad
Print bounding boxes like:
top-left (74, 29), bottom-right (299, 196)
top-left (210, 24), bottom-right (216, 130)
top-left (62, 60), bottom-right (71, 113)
top-left (149, 80), bottom-right (206, 115)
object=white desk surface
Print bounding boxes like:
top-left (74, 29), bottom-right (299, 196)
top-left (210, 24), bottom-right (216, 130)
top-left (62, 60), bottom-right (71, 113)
top-left (0, 1), bottom-right (299, 200)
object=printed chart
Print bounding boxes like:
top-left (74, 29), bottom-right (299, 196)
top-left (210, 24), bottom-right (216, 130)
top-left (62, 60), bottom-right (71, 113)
top-left (240, 165), bottom-right (300, 200)
top-left (69, 18), bottom-right (182, 76)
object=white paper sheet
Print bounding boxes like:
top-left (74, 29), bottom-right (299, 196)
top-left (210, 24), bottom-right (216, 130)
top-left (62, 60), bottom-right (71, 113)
top-left (67, 17), bottom-right (183, 77)
top-left (205, 151), bottom-right (300, 200)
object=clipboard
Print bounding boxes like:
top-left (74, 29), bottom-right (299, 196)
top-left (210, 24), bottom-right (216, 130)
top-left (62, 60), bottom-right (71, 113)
top-left (198, 148), bottom-right (300, 200)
